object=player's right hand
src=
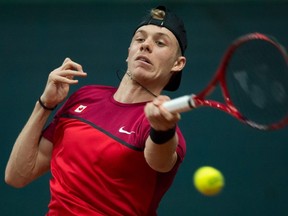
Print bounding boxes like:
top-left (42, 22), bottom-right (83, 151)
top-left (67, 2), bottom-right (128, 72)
top-left (40, 58), bottom-right (87, 109)
top-left (145, 95), bottom-right (181, 131)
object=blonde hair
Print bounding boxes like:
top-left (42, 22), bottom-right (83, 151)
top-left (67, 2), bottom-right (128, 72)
top-left (150, 8), bottom-right (165, 20)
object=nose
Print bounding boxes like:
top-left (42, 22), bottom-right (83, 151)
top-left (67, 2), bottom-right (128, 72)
top-left (140, 40), bottom-right (152, 53)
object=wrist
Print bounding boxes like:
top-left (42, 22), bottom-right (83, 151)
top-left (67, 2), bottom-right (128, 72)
top-left (149, 126), bottom-right (176, 144)
top-left (38, 97), bottom-right (57, 111)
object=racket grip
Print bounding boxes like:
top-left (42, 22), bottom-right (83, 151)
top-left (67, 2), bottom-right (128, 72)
top-left (162, 95), bottom-right (195, 113)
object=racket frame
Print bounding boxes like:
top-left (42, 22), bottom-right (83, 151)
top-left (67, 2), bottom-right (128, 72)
top-left (163, 33), bottom-right (288, 130)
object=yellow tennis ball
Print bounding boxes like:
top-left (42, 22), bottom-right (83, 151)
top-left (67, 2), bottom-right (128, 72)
top-left (193, 166), bottom-right (225, 196)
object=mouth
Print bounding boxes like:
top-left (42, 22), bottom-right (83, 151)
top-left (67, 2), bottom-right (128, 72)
top-left (136, 56), bottom-right (152, 65)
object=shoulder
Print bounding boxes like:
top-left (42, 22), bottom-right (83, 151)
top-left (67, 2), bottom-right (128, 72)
top-left (67, 85), bottom-right (117, 101)
top-left (74, 85), bottom-right (117, 96)
top-left (55, 85), bottom-right (116, 114)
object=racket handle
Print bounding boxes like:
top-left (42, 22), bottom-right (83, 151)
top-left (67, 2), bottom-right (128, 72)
top-left (162, 95), bottom-right (195, 113)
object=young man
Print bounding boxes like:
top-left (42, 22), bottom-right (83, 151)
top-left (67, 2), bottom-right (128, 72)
top-left (5, 5), bottom-right (187, 216)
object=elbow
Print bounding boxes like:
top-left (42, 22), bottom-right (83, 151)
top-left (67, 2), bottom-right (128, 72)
top-left (144, 153), bottom-right (177, 173)
top-left (147, 161), bottom-right (175, 173)
top-left (5, 170), bottom-right (28, 188)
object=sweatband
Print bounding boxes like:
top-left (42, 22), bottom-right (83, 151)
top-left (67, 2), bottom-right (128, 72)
top-left (149, 126), bottom-right (176, 144)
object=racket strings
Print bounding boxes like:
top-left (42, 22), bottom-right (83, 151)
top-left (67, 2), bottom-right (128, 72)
top-left (226, 39), bottom-right (288, 127)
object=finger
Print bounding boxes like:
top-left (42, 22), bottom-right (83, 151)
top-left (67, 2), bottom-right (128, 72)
top-left (49, 70), bottom-right (87, 83)
top-left (158, 104), bottom-right (181, 121)
top-left (61, 59), bottom-right (84, 72)
top-left (53, 75), bottom-right (80, 85)
top-left (161, 108), bottom-right (180, 121)
top-left (53, 69), bottom-right (87, 78)
top-left (62, 62), bottom-right (83, 72)
top-left (63, 57), bottom-right (71, 64)
top-left (153, 95), bottom-right (170, 106)
top-left (158, 95), bottom-right (170, 101)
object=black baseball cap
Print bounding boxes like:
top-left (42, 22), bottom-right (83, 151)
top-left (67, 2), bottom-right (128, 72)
top-left (134, 5), bottom-right (187, 91)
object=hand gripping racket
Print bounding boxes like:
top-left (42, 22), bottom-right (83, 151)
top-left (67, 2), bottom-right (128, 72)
top-left (163, 33), bottom-right (288, 130)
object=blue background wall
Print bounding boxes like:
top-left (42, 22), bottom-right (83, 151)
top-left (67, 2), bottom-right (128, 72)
top-left (1, 1), bottom-right (288, 215)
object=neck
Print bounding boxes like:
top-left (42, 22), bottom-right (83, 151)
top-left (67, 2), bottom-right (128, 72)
top-left (126, 71), bottom-right (158, 98)
top-left (114, 72), bottom-right (159, 103)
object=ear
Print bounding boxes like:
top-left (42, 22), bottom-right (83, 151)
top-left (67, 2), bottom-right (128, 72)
top-left (171, 56), bottom-right (186, 72)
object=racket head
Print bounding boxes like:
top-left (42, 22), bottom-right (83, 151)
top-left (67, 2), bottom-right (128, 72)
top-left (195, 33), bottom-right (288, 130)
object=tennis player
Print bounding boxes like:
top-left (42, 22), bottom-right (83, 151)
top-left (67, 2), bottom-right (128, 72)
top-left (5, 5), bottom-right (187, 216)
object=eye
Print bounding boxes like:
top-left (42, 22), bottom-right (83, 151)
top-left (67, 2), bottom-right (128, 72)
top-left (155, 40), bottom-right (166, 47)
top-left (136, 37), bottom-right (145, 43)
top-left (134, 33), bottom-right (146, 43)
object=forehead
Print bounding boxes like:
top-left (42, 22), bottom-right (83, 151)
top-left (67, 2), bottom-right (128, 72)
top-left (135, 25), bottom-right (178, 42)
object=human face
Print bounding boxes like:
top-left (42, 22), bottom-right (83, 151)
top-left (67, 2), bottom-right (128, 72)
top-left (127, 25), bottom-right (184, 90)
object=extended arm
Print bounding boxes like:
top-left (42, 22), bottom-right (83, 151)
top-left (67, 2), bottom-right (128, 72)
top-left (144, 96), bottom-right (181, 173)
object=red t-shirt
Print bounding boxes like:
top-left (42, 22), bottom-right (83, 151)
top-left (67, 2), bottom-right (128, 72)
top-left (43, 85), bottom-right (186, 216)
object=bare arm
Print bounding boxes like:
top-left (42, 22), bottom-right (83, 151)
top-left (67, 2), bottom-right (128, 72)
top-left (144, 96), bottom-right (181, 173)
top-left (5, 58), bottom-right (87, 188)
top-left (5, 104), bottom-right (53, 188)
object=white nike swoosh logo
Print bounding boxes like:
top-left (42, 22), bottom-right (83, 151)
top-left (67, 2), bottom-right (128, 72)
top-left (119, 126), bottom-right (135, 135)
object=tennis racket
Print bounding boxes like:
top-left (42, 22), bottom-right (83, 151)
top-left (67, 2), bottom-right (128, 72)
top-left (163, 32), bottom-right (288, 130)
